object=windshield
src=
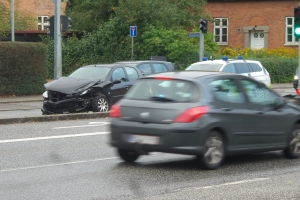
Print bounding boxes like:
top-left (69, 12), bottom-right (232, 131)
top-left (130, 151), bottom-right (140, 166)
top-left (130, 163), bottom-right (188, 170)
top-left (186, 63), bottom-right (223, 71)
top-left (69, 67), bottom-right (112, 80)
top-left (125, 78), bottom-right (200, 102)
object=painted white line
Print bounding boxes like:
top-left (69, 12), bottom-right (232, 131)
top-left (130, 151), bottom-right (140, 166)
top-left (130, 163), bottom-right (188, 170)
top-left (53, 122), bottom-right (110, 129)
top-left (0, 157), bottom-right (118, 173)
top-left (89, 122), bottom-right (110, 125)
top-left (0, 132), bottom-right (109, 144)
top-left (173, 178), bottom-right (269, 192)
top-left (201, 178), bottom-right (269, 189)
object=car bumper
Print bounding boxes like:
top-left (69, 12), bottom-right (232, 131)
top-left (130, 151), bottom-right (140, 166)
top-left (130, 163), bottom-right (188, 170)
top-left (110, 119), bottom-right (206, 155)
top-left (42, 98), bottom-right (89, 114)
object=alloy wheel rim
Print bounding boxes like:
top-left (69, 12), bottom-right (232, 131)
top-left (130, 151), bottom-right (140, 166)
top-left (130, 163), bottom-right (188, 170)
top-left (290, 129), bottom-right (300, 154)
top-left (204, 136), bottom-right (224, 165)
top-left (97, 98), bottom-right (108, 112)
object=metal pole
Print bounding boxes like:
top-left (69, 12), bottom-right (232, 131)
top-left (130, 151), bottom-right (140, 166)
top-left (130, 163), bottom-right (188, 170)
top-left (11, 0), bottom-right (14, 42)
top-left (54, 0), bottom-right (62, 79)
top-left (131, 37), bottom-right (133, 60)
top-left (200, 31), bottom-right (204, 62)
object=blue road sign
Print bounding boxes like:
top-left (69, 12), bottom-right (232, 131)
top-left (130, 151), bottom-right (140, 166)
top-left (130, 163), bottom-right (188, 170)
top-left (130, 26), bottom-right (137, 37)
top-left (188, 32), bottom-right (200, 38)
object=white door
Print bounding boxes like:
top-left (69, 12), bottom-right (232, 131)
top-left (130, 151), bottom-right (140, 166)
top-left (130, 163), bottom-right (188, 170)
top-left (250, 31), bottom-right (264, 49)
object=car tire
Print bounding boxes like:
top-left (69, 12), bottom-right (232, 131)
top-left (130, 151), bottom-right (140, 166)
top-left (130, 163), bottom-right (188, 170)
top-left (117, 149), bottom-right (139, 163)
top-left (197, 131), bottom-right (225, 170)
top-left (92, 94), bottom-right (110, 112)
top-left (283, 124), bottom-right (300, 159)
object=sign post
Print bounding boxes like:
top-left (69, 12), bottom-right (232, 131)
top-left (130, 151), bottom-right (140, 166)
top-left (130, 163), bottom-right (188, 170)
top-left (130, 26), bottom-right (137, 60)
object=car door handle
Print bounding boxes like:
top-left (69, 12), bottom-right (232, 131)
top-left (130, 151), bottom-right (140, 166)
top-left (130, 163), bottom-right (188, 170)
top-left (248, 73), bottom-right (252, 77)
top-left (221, 108), bottom-right (232, 111)
top-left (256, 111), bottom-right (263, 115)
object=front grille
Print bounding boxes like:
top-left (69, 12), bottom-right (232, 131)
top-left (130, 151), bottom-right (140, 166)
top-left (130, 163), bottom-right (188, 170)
top-left (48, 91), bottom-right (67, 102)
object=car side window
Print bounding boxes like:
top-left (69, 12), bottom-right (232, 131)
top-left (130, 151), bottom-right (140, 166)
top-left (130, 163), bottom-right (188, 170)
top-left (240, 79), bottom-right (277, 106)
top-left (112, 68), bottom-right (127, 82)
top-left (138, 64), bottom-right (152, 75)
top-left (210, 78), bottom-right (245, 103)
top-left (249, 63), bottom-right (262, 72)
top-left (125, 67), bottom-right (139, 81)
top-left (234, 63), bottom-right (251, 74)
top-left (153, 63), bottom-right (168, 73)
top-left (222, 64), bottom-right (236, 73)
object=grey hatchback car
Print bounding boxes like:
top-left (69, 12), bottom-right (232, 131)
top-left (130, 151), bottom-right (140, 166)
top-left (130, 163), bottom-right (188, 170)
top-left (109, 71), bottom-right (300, 169)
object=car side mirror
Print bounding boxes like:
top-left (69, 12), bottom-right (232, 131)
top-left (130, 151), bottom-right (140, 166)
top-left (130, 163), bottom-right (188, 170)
top-left (113, 79), bottom-right (121, 84)
top-left (140, 71), bottom-right (145, 76)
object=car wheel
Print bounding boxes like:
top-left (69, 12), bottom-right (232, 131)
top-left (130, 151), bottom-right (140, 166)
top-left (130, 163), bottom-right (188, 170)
top-left (198, 131), bottom-right (225, 170)
top-left (92, 94), bottom-right (110, 112)
top-left (117, 149), bottom-right (139, 163)
top-left (283, 125), bottom-right (300, 159)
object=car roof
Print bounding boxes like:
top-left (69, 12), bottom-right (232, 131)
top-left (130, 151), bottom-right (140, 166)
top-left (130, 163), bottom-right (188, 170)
top-left (115, 60), bottom-right (171, 64)
top-left (82, 64), bottom-right (117, 68)
top-left (143, 70), bottom-right (236, 80)
top-left (191, 59), bottom-right (261, 65)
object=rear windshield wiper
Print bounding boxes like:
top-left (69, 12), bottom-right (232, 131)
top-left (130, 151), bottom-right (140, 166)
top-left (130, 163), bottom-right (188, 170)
top-left (149, 96), bottom-right (174, 102)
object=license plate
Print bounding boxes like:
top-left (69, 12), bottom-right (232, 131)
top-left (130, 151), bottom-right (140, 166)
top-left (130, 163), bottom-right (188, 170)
top-left (127, 135), bottom-right (160, 145)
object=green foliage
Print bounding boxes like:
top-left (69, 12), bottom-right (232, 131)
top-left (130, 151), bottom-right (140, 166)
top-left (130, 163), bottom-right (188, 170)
top-left (0, 0), bottom-right (36, 36)
top-left (254, 57), bottom-right (297, 83)
top-left (0, 42), bottom-right (47, 96)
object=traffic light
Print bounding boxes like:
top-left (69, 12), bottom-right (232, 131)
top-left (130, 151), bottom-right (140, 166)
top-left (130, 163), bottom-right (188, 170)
top-left (61, 15), bottom-right (71, 32)
top-left (294, 6), bottom-right (300, 38)
top-left (45, 16), bottom-right (54, 39)
top-left (200, 19), bottom-right (208, 34)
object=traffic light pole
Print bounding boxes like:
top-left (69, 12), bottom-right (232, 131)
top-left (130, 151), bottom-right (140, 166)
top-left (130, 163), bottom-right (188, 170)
top-left (199, 30), bottom-right (204, 62)
top-left (54, 0), bottom-right (62, 79)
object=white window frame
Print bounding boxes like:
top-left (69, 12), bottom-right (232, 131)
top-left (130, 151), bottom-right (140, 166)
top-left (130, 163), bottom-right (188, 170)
top-left (285, 17), bottom-right (299, 45)
top-left (37, 16), bottom-right (49, 31)
top-left (214, 18), bottom-right (228, 45)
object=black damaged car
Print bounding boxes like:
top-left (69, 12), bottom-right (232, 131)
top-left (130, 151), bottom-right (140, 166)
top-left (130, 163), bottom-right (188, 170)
top-left (41, 64), bottom-right (144, 115)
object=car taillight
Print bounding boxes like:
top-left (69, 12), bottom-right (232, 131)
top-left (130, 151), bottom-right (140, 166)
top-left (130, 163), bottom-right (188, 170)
top-left (154, 76), bottom-right (173, 80)
top-left (109, 104), bottom-right (122, 118)
top-left (174, 106), bottom-right (209, 123)
top-left (296, 89), bottom-right (300, 95)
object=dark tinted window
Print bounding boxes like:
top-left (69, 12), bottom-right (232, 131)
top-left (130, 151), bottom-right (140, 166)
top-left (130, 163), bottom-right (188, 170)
top-left (249, 63), bottom-right (262, 72)
top-left (222, 64), bottom-right (236, 73)
top-left (125, 79), bottom-right (200, 102)
top-left (210, 78), bottom-right (245, 103)
top-left (125, 67), bottom-right (139, 81)
top-left (112, 68), bottom-right (127, 82)
top-left (153, 63), bottom-right (168, 73)
top-left (138, 64), bottom-right (152, 75)
top-left (234, 63), bottom-right (251, 73)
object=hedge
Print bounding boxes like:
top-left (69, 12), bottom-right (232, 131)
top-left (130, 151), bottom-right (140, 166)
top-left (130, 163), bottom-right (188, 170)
top-left (0, 42), bottom-right (48, 96)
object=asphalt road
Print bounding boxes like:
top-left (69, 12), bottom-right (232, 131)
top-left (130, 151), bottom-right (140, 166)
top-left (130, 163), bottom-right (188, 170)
top-left (1, 119), bottom-right (300, 200)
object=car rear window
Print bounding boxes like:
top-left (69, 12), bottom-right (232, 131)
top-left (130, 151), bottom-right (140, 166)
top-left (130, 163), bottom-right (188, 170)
top-left (186, 63), bottom-right (223, 71)
top-left (125, 78), bottom-right (200, 102)
top-left (249, 63), bottom-right (262, 72)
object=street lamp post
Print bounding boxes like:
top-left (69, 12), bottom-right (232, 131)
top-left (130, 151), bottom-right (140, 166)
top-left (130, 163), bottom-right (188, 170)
top-left (11, 0), bottom-right (14, 42)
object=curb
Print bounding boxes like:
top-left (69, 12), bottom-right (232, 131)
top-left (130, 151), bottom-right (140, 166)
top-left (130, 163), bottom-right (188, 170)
top-left (0, 112), bottom-right (109, 125)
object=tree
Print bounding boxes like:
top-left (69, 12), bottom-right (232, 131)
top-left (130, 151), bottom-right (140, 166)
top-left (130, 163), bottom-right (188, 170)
top-left (0, 0), bottom-right (35, 36)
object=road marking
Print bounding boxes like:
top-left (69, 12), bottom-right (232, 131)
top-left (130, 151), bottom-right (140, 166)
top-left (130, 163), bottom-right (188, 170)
top-left (0, 132), bottom-right (109, 144)
top-left (53, 122), bottom-right (110, 129)
top-left (173, 178), bottom-right (269, 192)
top-left (0, 157), bottom-right (118, 173)
top-left (201, 178), bottom-right (269, 189)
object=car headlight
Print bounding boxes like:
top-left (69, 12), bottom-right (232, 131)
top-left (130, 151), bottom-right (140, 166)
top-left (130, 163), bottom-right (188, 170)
top-left (80, 89), bottom-right (89, 95)
top-left (294, 75), bottom-right (298, 80)
top-left (42, 91), bottom-right (48, 98)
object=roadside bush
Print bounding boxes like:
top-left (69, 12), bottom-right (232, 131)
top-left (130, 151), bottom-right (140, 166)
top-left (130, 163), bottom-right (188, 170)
top-left (0, 42), bottom-right (47, 96)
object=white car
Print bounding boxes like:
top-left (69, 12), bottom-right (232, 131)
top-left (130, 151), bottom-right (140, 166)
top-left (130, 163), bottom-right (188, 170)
top-left (186, 56), bottom-right (271, 87)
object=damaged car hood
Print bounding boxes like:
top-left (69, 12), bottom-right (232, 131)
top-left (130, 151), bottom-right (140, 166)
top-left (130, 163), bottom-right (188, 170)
top-left (44, 77), bottom-right (98, 94)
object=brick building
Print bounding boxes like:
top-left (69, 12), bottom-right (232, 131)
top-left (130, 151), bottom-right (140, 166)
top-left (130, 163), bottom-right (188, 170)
top-left (0, 0), bottom-right (66, 41)
top-left (205, 0), bottom-right (300, 49)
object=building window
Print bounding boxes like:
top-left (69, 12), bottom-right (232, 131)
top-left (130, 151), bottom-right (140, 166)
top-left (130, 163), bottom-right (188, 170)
top-left (37, 16), bottom-right (49, 30)
top-left (286, 17), bottom-right (299, 44)
top-left (214, 18), bottom-right (228, 45)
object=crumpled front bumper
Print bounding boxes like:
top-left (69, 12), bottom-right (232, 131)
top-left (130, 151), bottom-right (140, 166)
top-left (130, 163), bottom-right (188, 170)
top-left (41, 97), bottom-right (89, 114)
